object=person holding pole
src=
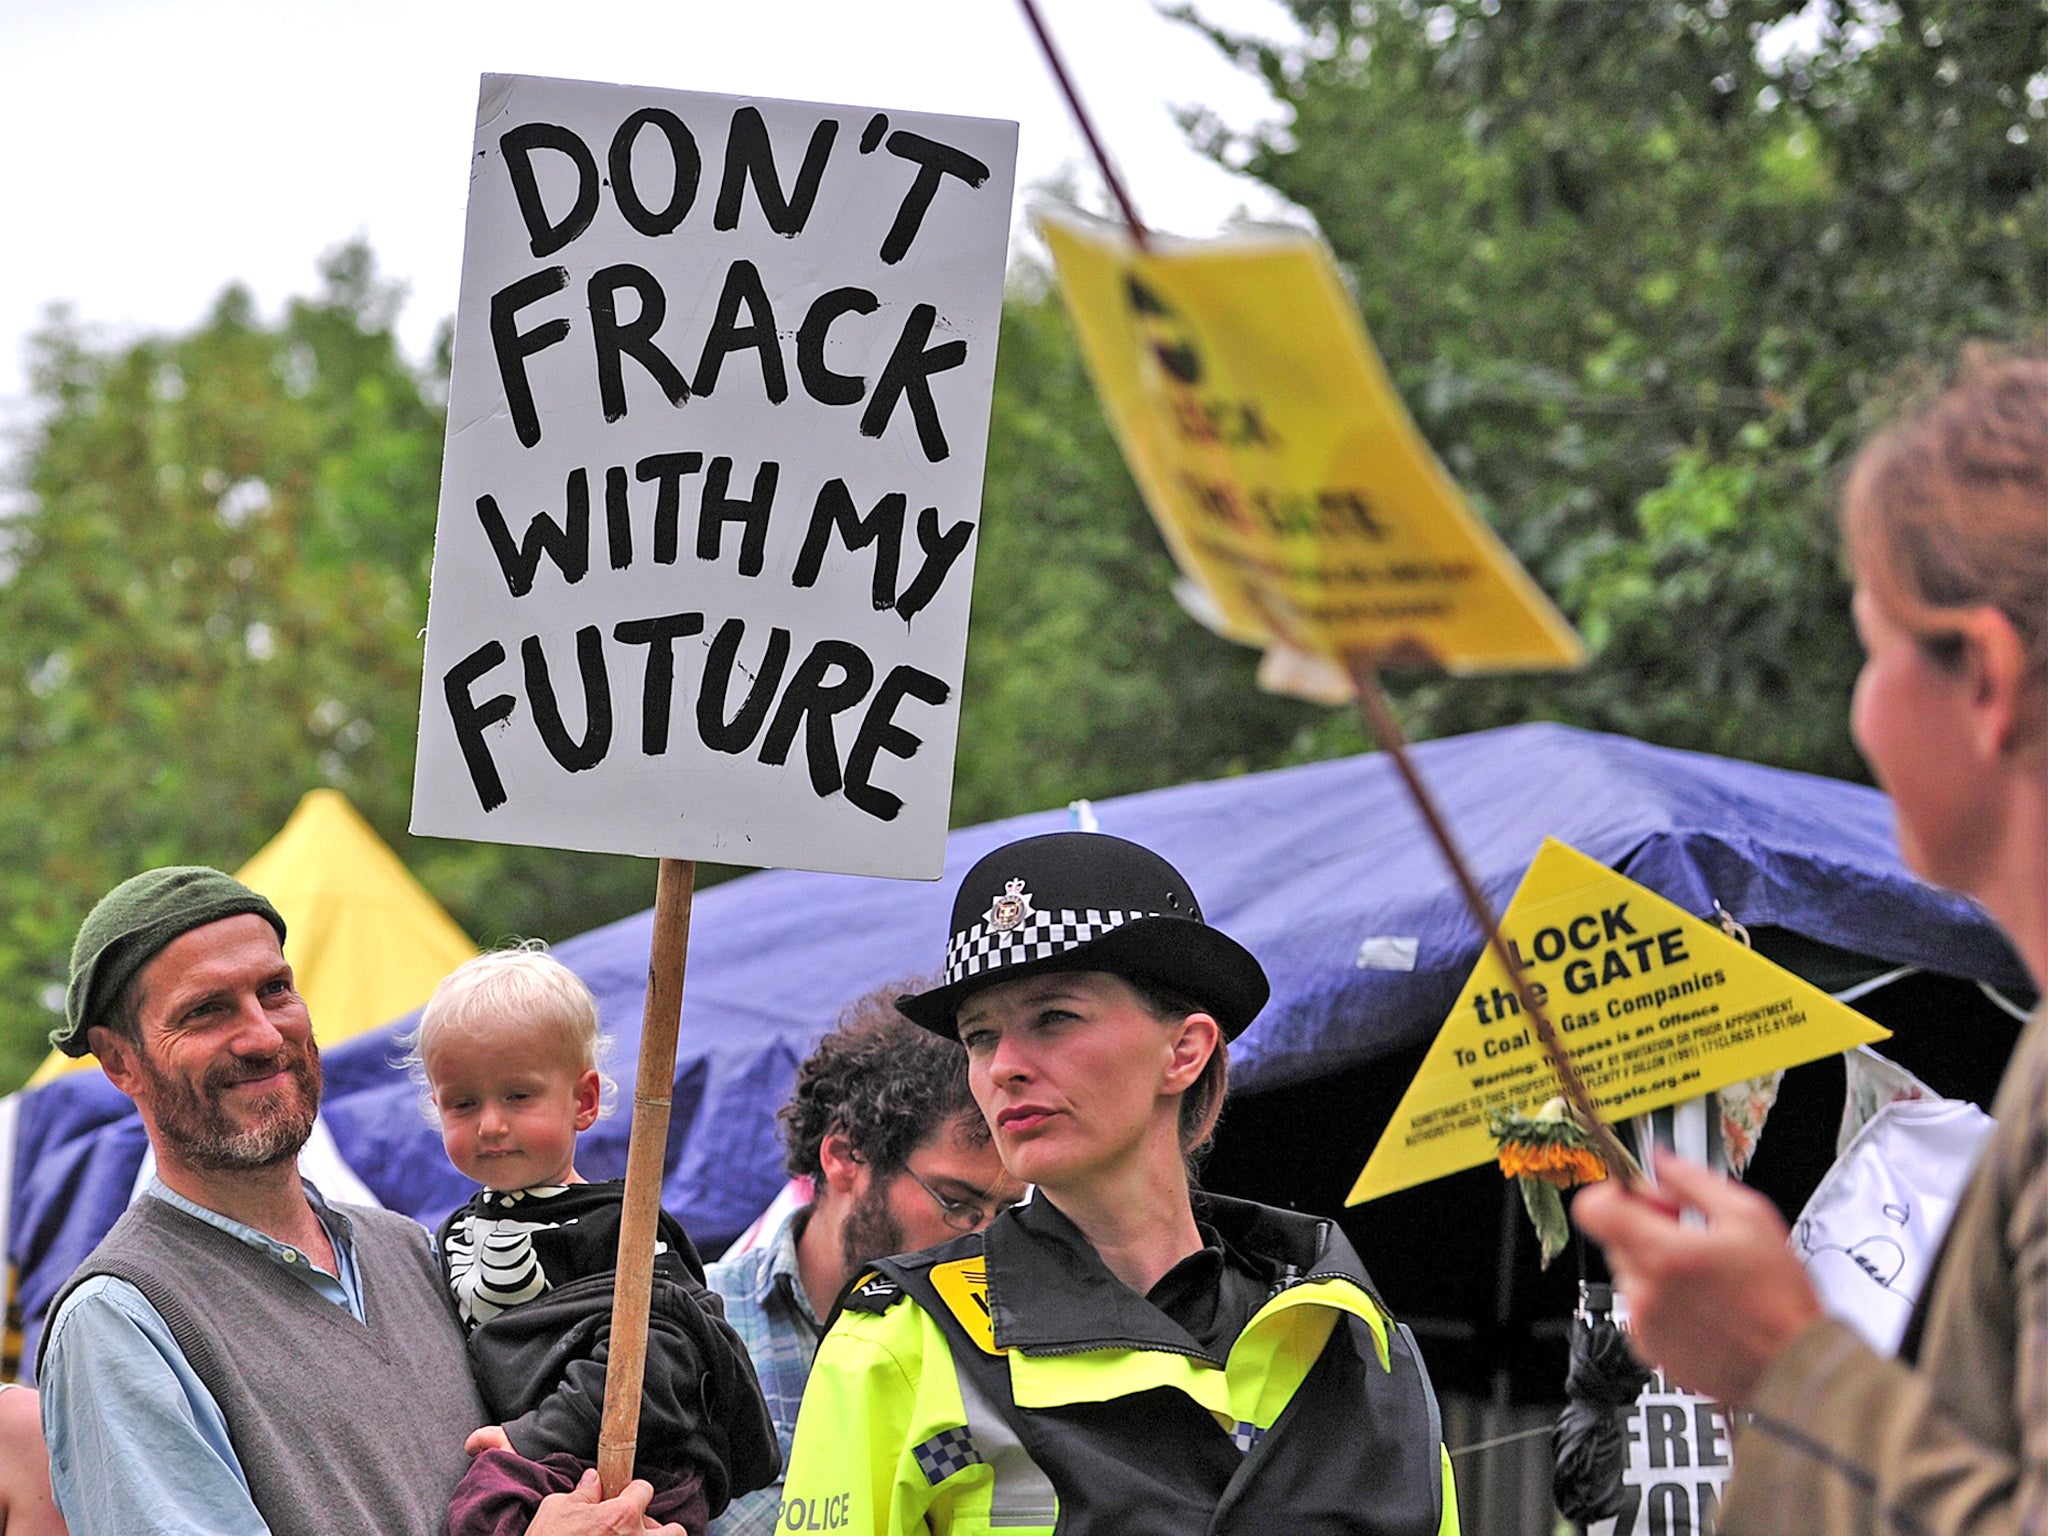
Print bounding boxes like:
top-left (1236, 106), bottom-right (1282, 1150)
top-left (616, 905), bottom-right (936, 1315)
top-left (777, 831), bottom-right (1460, 1536)
top-left (1576, 346), bottom-right (2048, 1535)
top-left (35, 867), bottom-right (693, 1536)
top-left (404, 946), bottom-right (777, 1536)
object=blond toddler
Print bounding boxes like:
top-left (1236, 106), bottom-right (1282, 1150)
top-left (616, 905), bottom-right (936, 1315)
top-left (405, 946), bottom-right (776, 1536)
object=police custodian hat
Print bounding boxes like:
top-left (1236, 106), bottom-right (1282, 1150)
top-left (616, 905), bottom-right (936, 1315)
top-left (894, 832), bottom-right (1269, 1040)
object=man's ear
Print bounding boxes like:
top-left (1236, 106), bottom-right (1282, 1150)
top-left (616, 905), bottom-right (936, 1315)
top-left (89, 1025), bottom-right (142, 1097)
top-left (1162, 1012), bottom-right (1221, 1096)
top-left (818, 1127), bottom-right (865, 1198)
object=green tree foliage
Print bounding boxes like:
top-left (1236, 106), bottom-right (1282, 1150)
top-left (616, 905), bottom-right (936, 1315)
top-left (1176, 0), bottom-right (2048, 774)
top-left (16, 0), bottom-right (2039, 1087)
top-left (0, 244), bottom-right (1322, 1089)
top-left (957, 270), bottom-right (1323, 823)
top-left (0, 246), bottom-right (653, 1086)
top-left (0, 258), bottom-right (427, 1086)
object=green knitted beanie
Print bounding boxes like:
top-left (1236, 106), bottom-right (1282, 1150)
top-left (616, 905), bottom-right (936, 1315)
top-left (56, 867), bottom-right (287, 1056)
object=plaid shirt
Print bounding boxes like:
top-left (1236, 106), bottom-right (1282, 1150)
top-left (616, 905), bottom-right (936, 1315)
top-left (705, 1207), bottom-right (825, 1536)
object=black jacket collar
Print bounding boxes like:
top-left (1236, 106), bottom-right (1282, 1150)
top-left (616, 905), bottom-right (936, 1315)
top-left (974, 1190), bottom-right (1371, 1361)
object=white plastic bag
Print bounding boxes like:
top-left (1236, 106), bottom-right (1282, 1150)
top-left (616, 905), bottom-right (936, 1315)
top-left (1792, 1049), bottom-right (1992, 1354)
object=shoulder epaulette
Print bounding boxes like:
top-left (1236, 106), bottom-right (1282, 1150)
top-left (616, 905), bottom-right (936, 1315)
top-left (840, 1270), bottom-right (908, 1314)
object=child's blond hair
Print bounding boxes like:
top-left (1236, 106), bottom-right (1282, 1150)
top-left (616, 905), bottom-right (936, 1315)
top-left (396, 940), bottom-right (616, 1121)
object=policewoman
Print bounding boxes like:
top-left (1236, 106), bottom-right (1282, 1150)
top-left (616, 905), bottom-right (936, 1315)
top-left (778, 832), bottom-right (1459, 1536)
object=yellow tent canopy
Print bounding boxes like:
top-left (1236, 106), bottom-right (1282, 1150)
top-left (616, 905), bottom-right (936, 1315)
top-left (27, 790), bottom-right (476, 1084)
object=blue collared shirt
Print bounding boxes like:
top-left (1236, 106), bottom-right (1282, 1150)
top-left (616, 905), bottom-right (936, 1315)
top-left (705, 1207), bottom-right (825, 1536)
top-left (41, 1179), bottom-right (365, 1536)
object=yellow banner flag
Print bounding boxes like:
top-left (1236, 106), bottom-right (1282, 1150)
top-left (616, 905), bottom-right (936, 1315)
top-left (1348, 839), bottom-right (1890, 1204)
top-left (1038, 209), bottom-right (1584, 677)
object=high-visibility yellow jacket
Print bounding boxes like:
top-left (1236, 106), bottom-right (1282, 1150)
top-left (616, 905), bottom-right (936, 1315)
top-left (779, 1192), bottom-right (1460, 1536)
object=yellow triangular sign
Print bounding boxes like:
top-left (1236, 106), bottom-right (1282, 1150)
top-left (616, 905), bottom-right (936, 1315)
top-left (1348, 838), bottom-right (1890, 1205)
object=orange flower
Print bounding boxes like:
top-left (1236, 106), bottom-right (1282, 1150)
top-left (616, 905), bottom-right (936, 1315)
top-left (1491, 1099), bottom-right (1616, 1268)
top-left (1495, 1140), bottom-right (1608, 1189)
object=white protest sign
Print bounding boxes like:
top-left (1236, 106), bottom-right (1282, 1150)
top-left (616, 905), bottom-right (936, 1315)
top-left (413, 75), bottom-right (1017, 878)
top-left (1587, 1357), bottom-right (1734, 1536)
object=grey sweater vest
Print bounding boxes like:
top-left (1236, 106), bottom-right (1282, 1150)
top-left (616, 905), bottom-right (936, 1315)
top-left (48, 1195), bottom-right (485, 1536)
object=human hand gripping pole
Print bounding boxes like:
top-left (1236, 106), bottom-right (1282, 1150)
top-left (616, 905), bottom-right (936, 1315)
top-left (1573, 1148), bottom-right (1824, 1405)
top-left (529, 1466), bottom-right (690, 1536)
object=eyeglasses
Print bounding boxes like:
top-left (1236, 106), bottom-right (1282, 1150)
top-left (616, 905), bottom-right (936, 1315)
top-left (900, 1164), bottom-right (1003, 1233)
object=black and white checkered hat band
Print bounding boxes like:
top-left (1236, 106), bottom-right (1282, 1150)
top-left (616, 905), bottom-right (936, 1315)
top-left (943, 907), bottom-right (1158, 985)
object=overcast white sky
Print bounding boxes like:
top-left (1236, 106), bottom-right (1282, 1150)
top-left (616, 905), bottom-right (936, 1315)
top-left (0, 0), bottom-right (1300, 427)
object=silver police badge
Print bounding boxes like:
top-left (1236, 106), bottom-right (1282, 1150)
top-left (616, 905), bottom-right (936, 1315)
top-left (985, 878), bottom-right (1033, 933)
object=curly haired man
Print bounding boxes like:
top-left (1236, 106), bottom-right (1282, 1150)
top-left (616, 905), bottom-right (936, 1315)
top-left (705, 986), bottom-right (1023, 1536)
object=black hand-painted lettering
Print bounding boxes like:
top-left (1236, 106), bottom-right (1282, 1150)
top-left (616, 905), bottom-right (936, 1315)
top-left (894, 504), bottom-right (974, 621)
top-left (698, 619), bottom-right (790, 754)
top-left (714, 107), bottom-right (838, 237)
top-left (500, 122), bottom-right (599, 258)
top-left (636, 451), bottom-right (704, 565)
top-left (474, 471), bottom-right (591, 598)
top-left (692, 260), bottom-right (787, 403)
top-left (795, 287), bottom-right (879, 405)
top-left (522, 626), bottom-right (612, 772)
top-left (791, 480), bottom-right (905, 610)
top-left (491, 267), bottom-right (571, 449)
top-left (859, 113), bottom-right (888, 153)
top-left (844, 665), bottom-right (948, 821)
top-left (613, 612), bottom-right (706, 754)
top-left (860, 304), bottom-right (965, 462)
top-left (697, 458), bottom-right (778, 577)
top-left (608, 107), bottom-right (701, 236)
top-left (877, 131), bottom-right (991, 264)
top-left (589, 264), bottom-right (690, 423)
top-left (758, 640), bottom-right (874, 797)
top-left (1124, 275), bottom-right (1201, 384)
top-left (444, 642), bottom-right (516, 812)
top-left (604, 466), bottom-right (632, 571)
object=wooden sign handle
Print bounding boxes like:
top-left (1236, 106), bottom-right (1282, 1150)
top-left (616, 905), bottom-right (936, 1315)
top-left (1017, 0), bottom-right (1151, 250)
top-left (1345, 657), bottom-right (1642, 1188)
top-left (1014, 0), bottom-right (1635, 1196)
top-left (597, 856), bottom-right (697, 1496)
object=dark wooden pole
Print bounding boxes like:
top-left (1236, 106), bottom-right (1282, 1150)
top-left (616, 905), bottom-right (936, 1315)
top-left (1016, 0), bottom-right (1638, 1190)
top-left (1017, 0), bottom-right (1152, 250)
top-left (1345, 658), bottom-right (1640, 1185)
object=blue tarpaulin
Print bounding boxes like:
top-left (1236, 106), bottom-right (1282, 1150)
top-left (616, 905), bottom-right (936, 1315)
top-left (8, 722), bottom-right (2030, 1370)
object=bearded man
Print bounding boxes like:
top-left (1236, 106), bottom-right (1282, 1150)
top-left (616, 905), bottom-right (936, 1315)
top-left (36, 867), bottom-right (689, 1536)
top-left (705, 994), bottom-right (1023, 1536)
